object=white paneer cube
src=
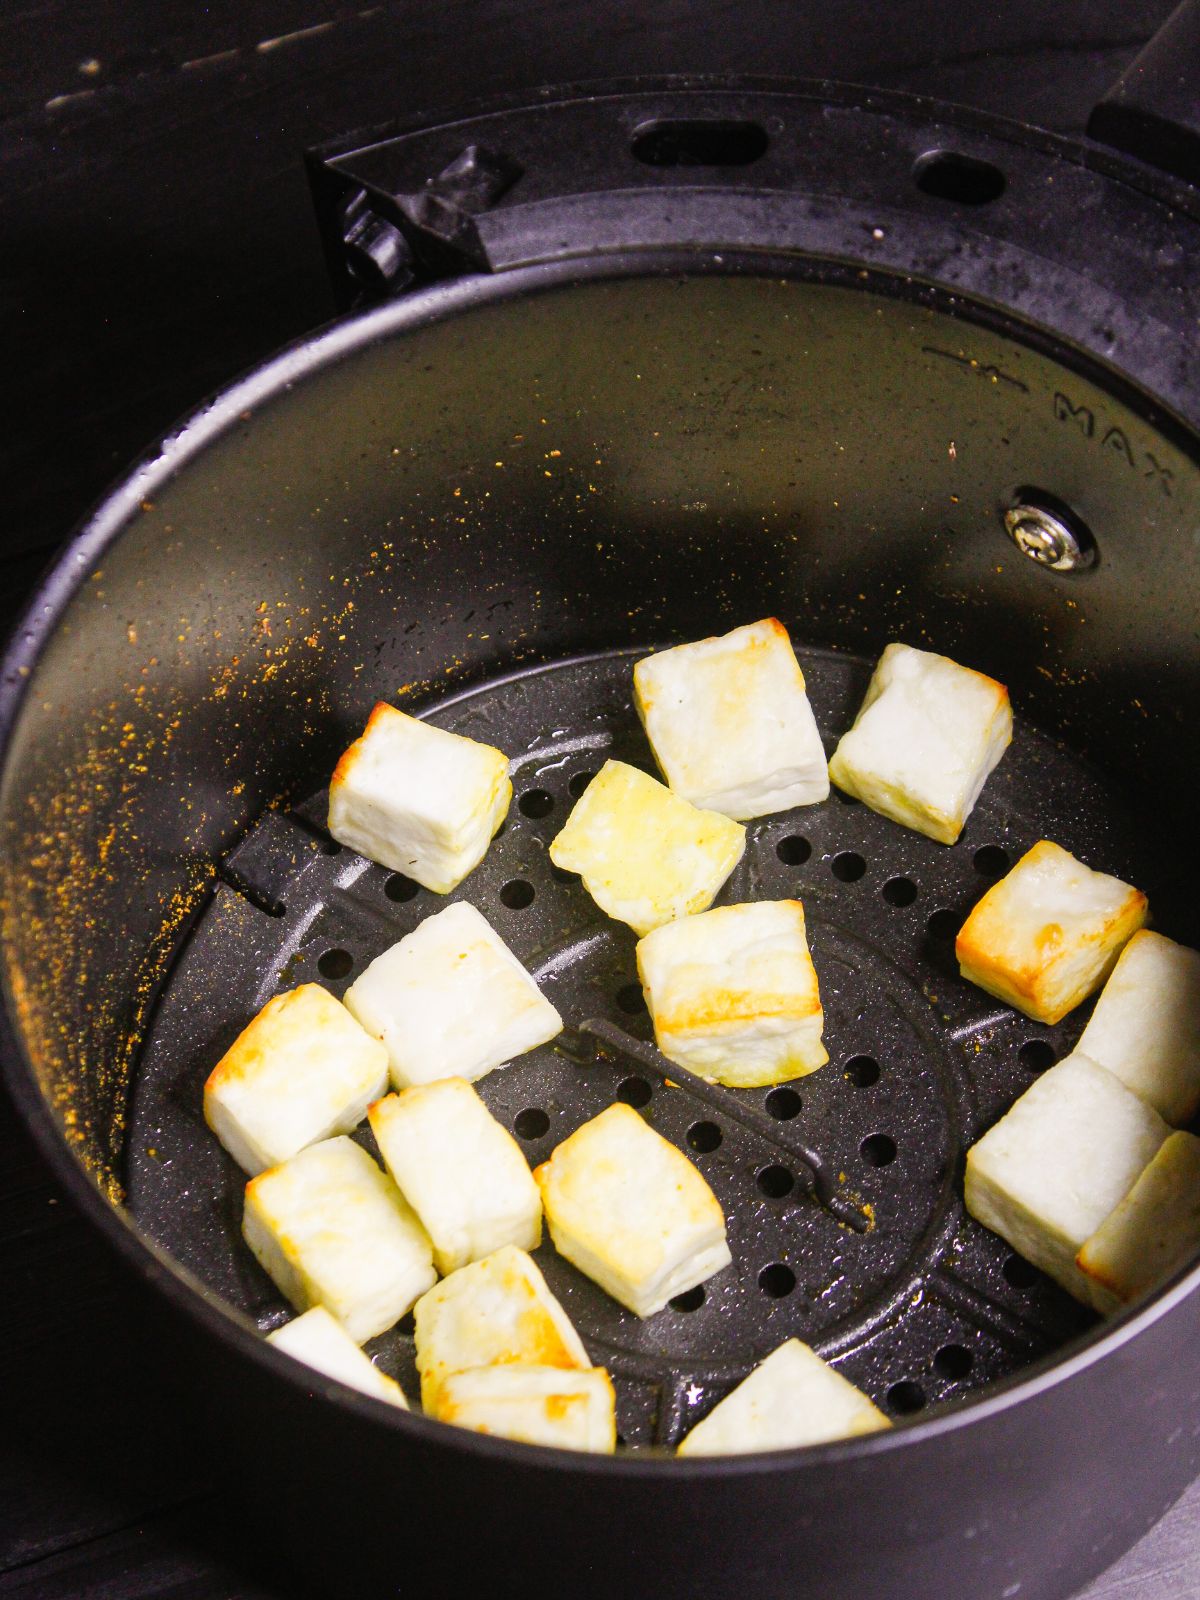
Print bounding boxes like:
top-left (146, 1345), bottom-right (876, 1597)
top-left (828, 642), bottom-right (1012, 845)
top-left (548, 759), bottom-right (746, 936)
top-left (413, 1245), bottom-right (590, 1411)
top-left (243, 1136), bottom-right (436, 1342)
top-left (1077, 1131), bottom-right (1200, 1314)
top-left (534, 1102), bottom-right (731, 1318)
top-left (328, 701), bottom-right (510, 892)
top-left (1075, 930), bottom-right (1200, 1124)
top-left (964, 1053), bottom-right (1169, 1303)
top-left (633, 619), bottom-right (829, 818)
top-left (677, 1339), bottom-right (890, 1457)
top-left (203, 983), bottom-right (389, 1176)
top-left (267, 1307), bottom-right (409, 1408)
top-left (434, 1364), bottom-right (617, 1453)
top-left (636, 900), bottom-right (827, 1087)
top-left (368, 1079), bottom-right (541, 1275)
top-left (344, 901), bottom-right (561, 1089)
top-left (956, 840), bottom-right (1148, 1025)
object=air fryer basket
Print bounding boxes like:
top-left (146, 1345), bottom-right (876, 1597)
top-left (6, 77), bottom-right (1200, 1600)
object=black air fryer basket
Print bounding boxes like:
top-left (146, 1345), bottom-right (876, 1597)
top-left (6, 18), bottom-right (1200, 1600)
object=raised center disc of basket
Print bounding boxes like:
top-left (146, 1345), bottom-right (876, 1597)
top-left (129, 646), bottom-right (1150, 1445)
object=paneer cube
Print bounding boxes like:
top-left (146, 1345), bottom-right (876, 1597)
top-left (243, 1136), bottom-right (436, 1342)
top-left (828, 642), bottom-right (1012, 845)
top-left (534, 1102), bottom-right (731, 1318)
top-left (1075, 930), bottom-right (1200, 1124)
top-left (636, 900), bottom-right (827, 1087)
top-left (413, 1244), bottom-right (590, 1411)
top-left (328, 702), bottom-right (510, 892)
top-left (1077, 1131), bottom-right (1200, 1314)
top-left (548, 759), bottom-right (746, 936)
top-left (677, 1339), bottom-right (890, 1456)
top-left (964, 1053), bottom-right (1169, 1303)
top-left (368, 1078), bottom-right (541, 1275)
top-left (204, 983), bottom-right (388, 1176)
top-left (633, 619), bottom-right (829, 818)
top-left (956, 840), bottom-right (1148, 1024)
top-left (344, 901), bottom-right (561, 1089)
top-left (267, 1306), bottom-right (409, 1408)
top-left (434, 1364), bottom-right (617, 1453)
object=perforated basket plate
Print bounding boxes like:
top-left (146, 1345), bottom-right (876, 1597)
top-left (126, 645), bottom-right (1168, 1447)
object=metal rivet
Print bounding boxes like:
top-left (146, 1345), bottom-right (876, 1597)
top-left (1004, 501), bottom-right (1094, 571)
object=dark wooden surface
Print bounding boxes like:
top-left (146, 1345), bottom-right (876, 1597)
top-left (4, 5), bottom-right (1199, 1595)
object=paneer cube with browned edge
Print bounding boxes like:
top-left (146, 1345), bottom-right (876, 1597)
top-left (956, 840), bottom-right (1148, 1024)
top-left (636, 900), bottom-right (826, 1087)
top-left (1077, 1130), bottom-right (1200, 1313)
top-left (535, 1102), bottom-right (732, 1318)
top-left (434, 1364), bottom-right (617, 1453)
top-left (328, 701), bottom-right (510, 892)
top-left (633, 619), bottom-right (829, 818)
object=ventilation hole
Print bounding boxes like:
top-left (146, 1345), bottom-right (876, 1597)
top-left (1003, 1253), bottom-right (1038, 1289)
top-left (757, 1164), bottom-right (795, 1199)
top-left (776, 834), bottom-right (811, 865)
top-left (927, 908), bottom-right (960, 942)
top-left (616, 1432), bottom-right (627, 1446)
top-left (500, 879), bottom-right (535, 909)
top-left (845, 1055), bottom-right (880, 1087)
top-left (914, 150), bottom-right (1006, 206)
top-left (616, 982), bottom-right (644, 1014)
top-left (518, 788), bottom-right (554, 818)
top-left (550, 864), bottom-right (576, 884)
top-left (758, 1263), bottom-right (796, 1298)
top-left (321, 839), bottom-right (343, 856)
top-left (396, 1311), bottom-right (416, 1338)
top-left (860, 1133), bottom-right (897, 1167)
top-left (617, 1076), bottom-right (652, 1108)
top-left (670, 1286), bottom-right (705, 1313)
top-left (882, 875), bottom-right (918, 906)
top-left (1019, 1039), bottom-right (1056, 1071)
top-left (973, 845), bottom-right (1010, 878)
top-left (494, 821), bottom-right (507, 839)
top-left (833, 787), bottom-right (860, 806)
top-left (934, 1344), bottom-right (974, 1381)
top-left (887, 1380), bottom-right (927, 1415)
top-left (832, 851), bottom-right (866, 882)
top-left (317, 948), bottom-right (353, 980)
top-left (631, 118), bottom-right (769, 168)
top-left (568, 770), bottom-right (596, 798)
top-left (514, 1108), bottom-right (549, 1140)
top-left (687, 1120), bottom-right (722, 1152)
top-left (765, 1087), bottom-right (802, 1120)
top-left (385, 873), bottom-right (420, 902)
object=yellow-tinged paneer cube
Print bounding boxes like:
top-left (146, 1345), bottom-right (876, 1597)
top-left (956, 840), bottom-right (1148, 1024)
top-left (534, 1102), bottom-right (732, 1318)
top-left (677, 1339), bottom-right (890, 1456)
top-left (204, 983), bottom-right (389, 1176)
top-left (636, 900), bottom-right (827, 1087)
top-left (828, 642), bottom-right (1011, 844)
top-left (368, 1079), bottom-right (541, 1275)
top-left (328, 701), bottom-right (511, 892)
top-left (964, 1053), bottom-right (1169, 1303)
top-left (267, 1306), bottom-right (409, 1408)
top-left (548, 759), bottom-right (745, 936)
top-left (243, 1136), bottom-right (436, 1343)
top-left (1075, 930), bottom-right (1200, 1124)
top-left (344, 901), bottom-right (562, 1089)
top-left (434, 1364), bottom-right (617, 1453)
top-left (633, 619), bottom-right (829, 818)
top-left (413, 1245), bottom-right (590, 1412)
top-left (1077, 1131), bottom-right (1200, 1313)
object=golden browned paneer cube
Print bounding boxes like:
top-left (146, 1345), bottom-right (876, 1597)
top-left (956, 840), bottom-right (1148, 1024)
top-left (434, 1364), bottom-right (617, 1453)
top-left (535, 1102), bottom-right (732, 1318)
top-left (1077, 1130), bottom-right (1200, 1313)
top-left (636, 900), bottom-right (827, 1087)
top-left (548, 759), bottom-right (745, 937)
top-left (204, 983), bottom-right (389, 1176)
top-left (413, 1245), bottom-right (590, 1412)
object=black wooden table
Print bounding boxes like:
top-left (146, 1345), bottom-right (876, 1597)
top-left (4, 5), bottom-right (1198, 1594)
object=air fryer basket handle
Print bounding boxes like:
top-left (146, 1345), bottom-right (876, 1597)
top-left (1088, 0), bottom-right (1200, 184)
